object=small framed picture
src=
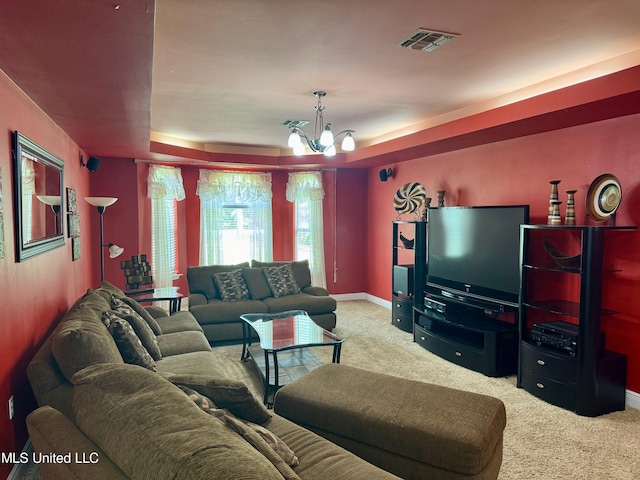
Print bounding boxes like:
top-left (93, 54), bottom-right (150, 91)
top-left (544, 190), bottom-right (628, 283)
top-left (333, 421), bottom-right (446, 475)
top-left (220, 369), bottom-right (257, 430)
top-left (66, 187), bottom-right (77, 213)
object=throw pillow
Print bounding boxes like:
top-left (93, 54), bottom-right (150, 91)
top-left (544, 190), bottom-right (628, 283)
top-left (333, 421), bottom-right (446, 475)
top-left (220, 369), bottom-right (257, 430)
top-left (102, 311), bottom-right (157, 371)
top-left (242, 267), bottom-right (273, 300)
top-left (262, 264), bottom-right (301, 298)
top-left (213, 269), bottom-right (250, 302)
top-left (252, 260), bottom-right (312, 290)
top-left (166, 373), bottom-right (271, 425)
top-left (179, 386), bottom-right (299, 470)
top-left (119, 296), bottom-right (162, 335)
top-left (111, 298), bottom-right (162, 360)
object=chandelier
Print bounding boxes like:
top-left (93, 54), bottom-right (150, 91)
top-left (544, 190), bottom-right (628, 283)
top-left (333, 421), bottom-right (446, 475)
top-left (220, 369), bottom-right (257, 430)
top-left (286, 91), bottom-right (355, 157)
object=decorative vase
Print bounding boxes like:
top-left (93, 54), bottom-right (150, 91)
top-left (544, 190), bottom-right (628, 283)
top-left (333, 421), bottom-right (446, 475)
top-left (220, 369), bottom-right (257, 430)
top-left (549, 200), bottom-right (562, 225)
top-left (437, 190), bottom-right (446, 208)
top-left (565, 190), bottom-right (577, 225)
top-left (420, 198), bottom-right (432, 222)
top-left (548, 180), bottom-right (561, 224)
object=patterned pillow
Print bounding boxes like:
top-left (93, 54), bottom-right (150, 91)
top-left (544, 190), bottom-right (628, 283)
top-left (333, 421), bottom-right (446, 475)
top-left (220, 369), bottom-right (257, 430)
top-left (213, 269), bottom-right (250, 302)
top-left (119, 296), bottom-right (162, 335)
top-left (262, 264), bottom-right (301, 298)
top-left (102, 311), bottom-right (157, 371)
top-left (111, 298), bottom-right (162, 360)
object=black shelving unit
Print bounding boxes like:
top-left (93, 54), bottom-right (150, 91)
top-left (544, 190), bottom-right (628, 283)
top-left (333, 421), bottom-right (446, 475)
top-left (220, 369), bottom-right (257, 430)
top-left (391, 221), bottom-right (426, 332)
top-left (518, 224), bottom-right (636, 416)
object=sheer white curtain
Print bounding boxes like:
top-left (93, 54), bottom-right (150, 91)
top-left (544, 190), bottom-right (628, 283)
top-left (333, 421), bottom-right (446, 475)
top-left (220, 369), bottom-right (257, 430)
top-left (286, 171), bottom-right (326, 288)
top-left (147, 165), bottom-right (185, 292)
top-left (197, 170), bottom-right (273, 265)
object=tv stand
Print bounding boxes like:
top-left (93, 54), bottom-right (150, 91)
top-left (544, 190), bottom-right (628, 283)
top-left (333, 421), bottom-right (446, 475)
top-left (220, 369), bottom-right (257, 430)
top-left (413, 293), bottom-right (518, 377)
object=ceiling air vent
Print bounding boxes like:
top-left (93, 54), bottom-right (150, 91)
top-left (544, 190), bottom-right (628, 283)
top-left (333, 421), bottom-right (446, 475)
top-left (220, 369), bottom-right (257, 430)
top-left (282, 120), bottom-right (309, 128)
top-left (396, 28), bottom-right (459, 52)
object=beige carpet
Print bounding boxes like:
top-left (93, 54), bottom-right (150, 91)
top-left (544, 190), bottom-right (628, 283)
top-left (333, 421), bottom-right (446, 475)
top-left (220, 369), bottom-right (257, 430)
top-left (210, 300), bottom-right (640, 479)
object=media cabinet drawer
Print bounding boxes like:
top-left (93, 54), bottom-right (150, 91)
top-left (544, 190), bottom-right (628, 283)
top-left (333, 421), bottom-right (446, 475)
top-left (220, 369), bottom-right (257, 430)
top-left (520, 369), bottom-right (577, 411)
top-left (392, 295), bottom-right (413, 316)
top-left (393, 312), bottom-right (413, 332)
top-left (521, 342), bottom-right (577, 383)
top-left (439, 338), bottom-right (484, 371)
top-left (414, 325), bottom-right (439, 351)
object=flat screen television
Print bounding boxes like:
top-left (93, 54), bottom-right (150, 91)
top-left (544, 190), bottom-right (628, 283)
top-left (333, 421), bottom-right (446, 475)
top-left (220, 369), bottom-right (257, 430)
top-left (426, 205), bottom-right (529, 309)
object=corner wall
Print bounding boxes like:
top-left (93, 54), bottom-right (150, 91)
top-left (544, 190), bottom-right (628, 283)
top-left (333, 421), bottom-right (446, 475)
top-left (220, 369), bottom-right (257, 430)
top-left (366, 113), bottom-right (640, 392)
top-left (0, 70), bottom-right (93, 478)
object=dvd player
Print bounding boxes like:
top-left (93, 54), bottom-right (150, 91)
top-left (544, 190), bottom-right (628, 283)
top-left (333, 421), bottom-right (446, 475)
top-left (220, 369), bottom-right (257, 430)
top-left (531, 321), bottom-right (578, 355)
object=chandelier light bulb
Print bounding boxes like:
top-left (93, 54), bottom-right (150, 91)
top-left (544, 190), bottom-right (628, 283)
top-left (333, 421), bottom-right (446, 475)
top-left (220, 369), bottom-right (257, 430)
top-left (341, 132), bottom-right (355, 151)
top-left (319, 125), bottom-right (334, 147)
top-left (324, 144), bottom-right (337, 157)
top-left (288, 129), bottom-right (302, 148)
top-left (293, 142), bottom-right (306, 156)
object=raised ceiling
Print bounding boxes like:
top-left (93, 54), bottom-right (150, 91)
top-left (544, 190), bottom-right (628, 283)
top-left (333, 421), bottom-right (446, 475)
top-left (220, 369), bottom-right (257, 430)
top-left (1, 0), bottom-right (640, 164)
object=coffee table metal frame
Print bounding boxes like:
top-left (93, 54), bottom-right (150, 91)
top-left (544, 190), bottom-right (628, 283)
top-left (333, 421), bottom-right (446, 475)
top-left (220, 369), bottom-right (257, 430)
top-left (240, 309), bottom-right (344, 406)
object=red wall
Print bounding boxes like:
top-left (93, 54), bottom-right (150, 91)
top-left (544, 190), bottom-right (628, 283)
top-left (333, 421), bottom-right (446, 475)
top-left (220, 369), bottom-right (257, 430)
top-left (0, 71), bottom-right (93, 478)
top-left (366, 113), bottom-right (640, 391)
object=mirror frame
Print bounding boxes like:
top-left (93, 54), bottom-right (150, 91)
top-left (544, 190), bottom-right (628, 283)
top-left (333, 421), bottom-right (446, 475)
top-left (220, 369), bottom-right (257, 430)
top-left (13, 131), bottom-right (65, 261)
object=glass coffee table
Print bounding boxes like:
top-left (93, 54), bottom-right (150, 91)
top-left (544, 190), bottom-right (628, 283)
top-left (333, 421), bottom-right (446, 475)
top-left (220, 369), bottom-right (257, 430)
top-left (240, 310), bottom-right (344, 406)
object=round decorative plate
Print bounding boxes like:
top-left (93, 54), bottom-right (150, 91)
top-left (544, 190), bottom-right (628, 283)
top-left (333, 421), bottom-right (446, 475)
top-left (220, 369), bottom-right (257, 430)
top-left (393, 182), bottom-right (427, 215)
top-left (585, 173), bottom-right (622, 221)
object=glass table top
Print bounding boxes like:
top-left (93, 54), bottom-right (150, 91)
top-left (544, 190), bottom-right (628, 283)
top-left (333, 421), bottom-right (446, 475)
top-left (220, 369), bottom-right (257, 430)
top-left (240, 310), bottom-right (343, 351)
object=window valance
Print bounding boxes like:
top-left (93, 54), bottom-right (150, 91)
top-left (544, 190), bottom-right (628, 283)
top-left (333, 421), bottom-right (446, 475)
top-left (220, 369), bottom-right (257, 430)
top-left (147, 165), bottom-right (185, 201)
top-left (286, 172), bottom-right (325, 202)
top-left (197, 170), bottom-right (272, 203)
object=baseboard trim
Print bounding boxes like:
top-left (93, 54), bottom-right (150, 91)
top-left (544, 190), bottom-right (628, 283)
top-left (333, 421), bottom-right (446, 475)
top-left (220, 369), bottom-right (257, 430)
top-left (335, 294), bottom-right (639, 411)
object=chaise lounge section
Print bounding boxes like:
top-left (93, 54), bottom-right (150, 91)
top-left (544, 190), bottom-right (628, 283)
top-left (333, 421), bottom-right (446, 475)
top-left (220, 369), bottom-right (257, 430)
top-left (187, 260), bottom-right (337, 343)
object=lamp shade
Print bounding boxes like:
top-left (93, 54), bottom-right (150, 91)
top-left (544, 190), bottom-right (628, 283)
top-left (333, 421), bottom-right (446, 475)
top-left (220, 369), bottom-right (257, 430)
top-left (85, 197), bottom-right (118, 208)
top-left (108, 243), bottom-right (124, 258)
top-left (36, 195), bottom-right (62, 206)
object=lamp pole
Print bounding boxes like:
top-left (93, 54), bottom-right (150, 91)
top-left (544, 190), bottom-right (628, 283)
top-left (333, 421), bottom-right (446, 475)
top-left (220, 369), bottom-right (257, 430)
top-left (97, 205), bottom-right (106, 282)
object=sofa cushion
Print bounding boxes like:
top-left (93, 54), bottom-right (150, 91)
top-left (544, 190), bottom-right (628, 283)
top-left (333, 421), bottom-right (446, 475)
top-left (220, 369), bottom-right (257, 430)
top-left (111, 298), bottom-right (162, 360)
top-left (252, 260), bottom-right (312, 290)
top-left (242, 267), bottom-right (273, 300)
top-left (190, 298), bottom-right (269, 325)
top-left (262, 264), bottom-right (301, 298)
top-left (72, 364), bottom-right (285, 480)
top-left (156, 331), bottom-right (212, 356)
top-left (264, 293), bottom-right (337, 316)
top-left (102, 311), bottom-right (157, 371)
top-left (52, 304), bottom-right (124, 382)
top-left (187, 262), bottom-right (250, 300)
top-left (179, 386), bottom-right (299, 469)
top-left (165, 373), bottom-right (272, 425)
top-left (155, 311), bottom-right (204, 334)
top-left (213, 269), bottom-right (250, 301)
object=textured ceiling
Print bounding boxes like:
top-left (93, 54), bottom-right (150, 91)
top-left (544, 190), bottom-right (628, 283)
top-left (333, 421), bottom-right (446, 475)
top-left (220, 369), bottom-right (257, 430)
top-left (1, 0), bottom-right (640, 161)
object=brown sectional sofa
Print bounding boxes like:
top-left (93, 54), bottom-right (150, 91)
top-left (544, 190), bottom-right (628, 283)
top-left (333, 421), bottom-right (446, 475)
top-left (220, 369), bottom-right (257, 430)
top-left (26, 281), bottom-right (399, 480)
top-left (187, 260), bottom-right (337, 343)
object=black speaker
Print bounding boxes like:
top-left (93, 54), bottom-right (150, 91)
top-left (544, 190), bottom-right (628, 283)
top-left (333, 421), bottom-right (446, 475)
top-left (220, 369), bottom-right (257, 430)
top-left (393, 264), bottom-right (414, 297)
top-left (81, 155), bottom-right (101, 172)
top-left (379, 167), bottom-right (392, 182)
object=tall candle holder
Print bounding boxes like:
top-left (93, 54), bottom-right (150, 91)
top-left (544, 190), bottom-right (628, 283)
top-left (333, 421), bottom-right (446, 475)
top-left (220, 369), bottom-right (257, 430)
top-left (548, 180), bottom-right (561, 224)
top-left (565, 190), bottom-right (577, 225)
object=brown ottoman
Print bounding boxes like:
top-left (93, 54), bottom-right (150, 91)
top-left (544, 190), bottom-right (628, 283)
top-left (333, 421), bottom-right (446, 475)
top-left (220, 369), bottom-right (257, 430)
top-left (273, 364), bottom-right (505, 480)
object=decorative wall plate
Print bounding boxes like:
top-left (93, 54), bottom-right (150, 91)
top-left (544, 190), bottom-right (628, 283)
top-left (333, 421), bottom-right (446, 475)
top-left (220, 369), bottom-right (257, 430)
top-left (393, 182), bottom-right (427, 215)
top-left (585, 173), bottom-right (622, 221)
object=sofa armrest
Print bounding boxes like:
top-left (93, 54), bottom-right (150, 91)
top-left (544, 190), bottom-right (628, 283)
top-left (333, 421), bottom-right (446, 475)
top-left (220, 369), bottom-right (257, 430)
top-left (27, 406), bottom-right (128, 480)
top-left (188, 293), bottom-right (208, 307)
top-left (302, 286), bottom-right (329, 296)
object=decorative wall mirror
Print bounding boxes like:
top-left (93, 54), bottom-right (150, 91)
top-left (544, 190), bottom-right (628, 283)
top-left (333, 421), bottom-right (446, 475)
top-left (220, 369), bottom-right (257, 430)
top-left (13, 131), bottom-right (65, 261)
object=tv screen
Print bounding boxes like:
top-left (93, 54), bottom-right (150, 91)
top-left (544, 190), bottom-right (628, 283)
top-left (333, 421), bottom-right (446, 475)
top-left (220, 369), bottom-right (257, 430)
top-left (427, 205), bottom-right (529, 307)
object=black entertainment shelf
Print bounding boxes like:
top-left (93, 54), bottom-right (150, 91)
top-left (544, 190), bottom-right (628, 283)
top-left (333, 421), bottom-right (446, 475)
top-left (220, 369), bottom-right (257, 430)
top-left (413, 295), bottom-right (518, 377)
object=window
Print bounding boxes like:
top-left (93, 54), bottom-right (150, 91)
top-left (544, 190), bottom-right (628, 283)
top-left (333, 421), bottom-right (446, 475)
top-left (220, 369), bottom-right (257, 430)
top-left (147, 165), bottom-right (185, 290)
top-left (286, 172), bottom-right (326, 288)
top-left (197, 170), bottom-right (273, 265)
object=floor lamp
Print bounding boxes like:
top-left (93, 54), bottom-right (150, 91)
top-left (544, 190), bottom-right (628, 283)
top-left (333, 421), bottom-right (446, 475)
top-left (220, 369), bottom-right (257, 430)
top-left (85, 197), bottom-right (124, 282)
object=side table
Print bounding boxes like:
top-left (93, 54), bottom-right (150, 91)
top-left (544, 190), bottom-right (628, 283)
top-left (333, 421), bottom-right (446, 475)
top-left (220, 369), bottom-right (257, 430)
top-left (125, 287), bottom-right (184, 314)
